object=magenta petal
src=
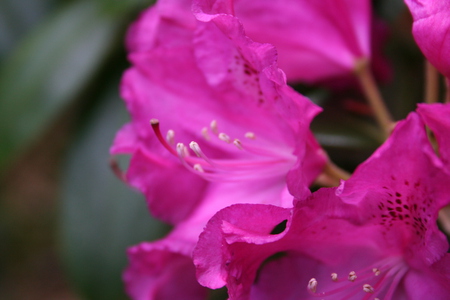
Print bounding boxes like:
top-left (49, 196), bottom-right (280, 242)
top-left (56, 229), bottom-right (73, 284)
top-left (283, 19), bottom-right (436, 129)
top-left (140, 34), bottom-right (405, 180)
top-left (194, 204), bottom-right (290, 292)
top-left (124, 241), bottom-right (207, 300)
top-left (340, 113), bottom-right (450, 264)
top-left (417, 103), bottom-right (450, 165)
top-left (194, 0), bottom-right (373, 83)
top-left (126, 148), bottom-right (208, 224)
top-left (405, 0), bottom-right (450, 78)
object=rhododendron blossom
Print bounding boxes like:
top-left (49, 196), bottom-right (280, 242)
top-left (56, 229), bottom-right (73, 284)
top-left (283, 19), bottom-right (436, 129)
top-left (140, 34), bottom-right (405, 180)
top-left (111, 0), bottom-right (324, 225)
top-left (194, 113), bottom-right (450, 299)
top-left (112, 0), bottom-right (326, 298)
top-left (193, 0), bottom-right (379, 83)
top-left (404, 0), bottom-right (450, 78)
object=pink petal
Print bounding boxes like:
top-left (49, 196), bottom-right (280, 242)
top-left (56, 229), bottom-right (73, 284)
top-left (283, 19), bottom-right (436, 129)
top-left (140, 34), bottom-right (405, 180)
top-left (405, 0), bottom-right (450, 78)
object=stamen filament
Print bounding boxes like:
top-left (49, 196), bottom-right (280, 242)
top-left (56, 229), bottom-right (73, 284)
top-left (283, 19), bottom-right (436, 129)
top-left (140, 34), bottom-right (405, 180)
top-left (150, 119), bottom-right (178, 156)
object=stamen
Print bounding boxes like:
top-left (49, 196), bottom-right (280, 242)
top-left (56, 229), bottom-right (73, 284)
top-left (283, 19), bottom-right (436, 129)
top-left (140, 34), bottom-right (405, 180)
top-left (150, 120), bottom-right (294, 182)
top-left (219, 133), bottom-right (231, 143)
top-left (307, 257), bottom-right (408, 299)
top-left (308, 278), bottom-right (318, 293)
top-left (363, 284), bottom-right (374, 293)
top-left (201, 127), bottom-right (210, 140)
top-left (150, 119), bottom-right (178, 156)
top-left (166, 130), bottom-right (175, 145)
top-left (176, 143), bottom-right (189, 158)
top-left (210, 120), bottom-right (218, 134)
top-left (193, 164), bottom-right (204, 172)
top-left (245, 132), bottom-right (256, 139)
top-left (189, 141), bottom-right (203, 157)
top-left (233, 139), bottom-right (243, 150)
top-left (348, 271), bottom-right (357, 282)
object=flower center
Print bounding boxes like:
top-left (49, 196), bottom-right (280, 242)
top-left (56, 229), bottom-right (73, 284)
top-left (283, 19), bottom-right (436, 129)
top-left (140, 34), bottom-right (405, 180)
top-left (307, 257), bottom-right (408, 300)
top-left (150, 119), bottom-right (295, 181)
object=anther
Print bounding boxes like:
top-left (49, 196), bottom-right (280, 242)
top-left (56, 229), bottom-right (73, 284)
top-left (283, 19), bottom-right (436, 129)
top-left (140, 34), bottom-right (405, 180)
top-left (362, 284), bottom-right (374, 293)
top-left (219, 133), bottom-right (231, 143)
top-left (189, 141), bottom-right (202, 157)
top-left (348, 271), bottom-right (357, 282)
top-left (307, 278), bottom-right (318, 293)
top-left (372, 268), bottom-right (381, 276)
top-left (245, 132), bottom-right (256, 139)
top-left (233, 139), bottom-right (243, 150)
top-left (176, 143), bottom-right (189, 158)
top-left (166, 130), bottom-right (175, 145)
top-left (193, 164), bottom-right (204, 172)
top-left (331, 273), bottom-right (338, 282)
top-left (210, 120), bottom-right (218, 134)
top-left (150, 118), bottom-right (159, 125)
top-left (201, 127), bottom-right (210, 140)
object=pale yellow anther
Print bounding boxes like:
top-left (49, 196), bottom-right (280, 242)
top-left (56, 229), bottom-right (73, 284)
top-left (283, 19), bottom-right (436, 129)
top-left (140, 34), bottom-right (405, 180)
top-left (219, 133), bottom-right (231, 143)
top-left (189, 141), bottom-right (202, 157)
top-left (362, 284), bottom-right (374, 293)
top-left (372, 268), bottom-right (381, 276)
top-left (245, 132), bottom-right (256, 139)
top-left (150, 118), bottom-right (159, 125)
top-left (176, 143), bottom-right (189, 157)
top-left (307, 278), bottom-right (318, 293)
top-left (233, 139), bottom-right (243, 150)
top-left (193, 164), bottom-right (204, 172)
top-left (201, 127), bottom-right (210, 140)
top-left (210, 120), bottom-right (218, 134)
top-left (166, 130), bottom-right (175, 145)
top-left (348, 271), bottom-right (357, 282)
top-left (331, 273), bottom-right (338, 282)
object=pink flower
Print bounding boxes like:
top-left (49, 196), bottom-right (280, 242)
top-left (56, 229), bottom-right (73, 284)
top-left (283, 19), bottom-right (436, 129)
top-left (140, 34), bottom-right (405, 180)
top-left (193, 0), bottom-right (378, 83)
top-left (194, 113), bottom-right (450, 299)
top-left (111, 1), bottom-right (324, 225)
top-left (112, 1), bottom-right (326, 298)
top-left (404, 0), bottom-right (450, 78)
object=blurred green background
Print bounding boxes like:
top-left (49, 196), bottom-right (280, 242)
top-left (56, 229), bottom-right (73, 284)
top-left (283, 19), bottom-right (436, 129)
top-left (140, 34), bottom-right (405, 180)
top-left (0, 0), bottom-right (425, 299)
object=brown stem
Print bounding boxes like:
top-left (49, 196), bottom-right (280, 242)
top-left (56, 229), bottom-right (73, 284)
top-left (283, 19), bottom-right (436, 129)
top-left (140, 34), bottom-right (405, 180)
top-left (424, 60), bottom-right (439, 104)
top-left (439, 205), bottom-right (450, 236)
top-left (354, 59), bottom-right (394, 138)
top-left (445, 78), bottom-right (450, 103)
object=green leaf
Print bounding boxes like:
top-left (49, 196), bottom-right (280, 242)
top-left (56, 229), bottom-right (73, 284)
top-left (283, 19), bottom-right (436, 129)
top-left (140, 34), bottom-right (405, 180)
top-left (0, 0), bottom-right (131, 172)
top-left (311, 109), bottom-right (383, 149)
top-left (59, 89), bottom-right (169, 300)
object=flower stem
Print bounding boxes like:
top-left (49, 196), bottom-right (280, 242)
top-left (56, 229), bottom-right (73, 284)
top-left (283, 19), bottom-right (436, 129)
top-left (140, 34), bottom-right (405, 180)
top-left (439, 205), bottom-right (450, 236)
top-left (354, 59), bottom-right (394, 138)
top-left (424, 60), bottom-right (439, 104)
top-left (445, 78), bottom-right (450, 103)
top-left (325, 161), bottom-right (351, 181)
top-left (315, 161), bottom-right (351, 187)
